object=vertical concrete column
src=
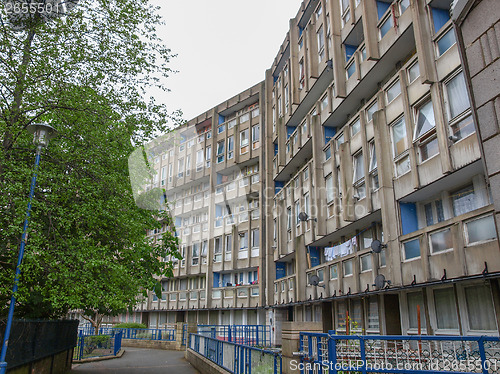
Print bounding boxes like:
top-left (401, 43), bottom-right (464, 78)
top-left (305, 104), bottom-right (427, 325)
top-left (175, 321), bottom-right (185, 350)
top-left (281, 322), bottom-right (322, 374)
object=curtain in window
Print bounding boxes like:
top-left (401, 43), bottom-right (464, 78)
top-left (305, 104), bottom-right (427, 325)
top-left (407, 292), bottom-right (426, 329)
top-left (415, 100), bottom-right (436, 138)
top-left (392, 119), bottom-right (407, 156)
top-left (447, 73), bottom-right (470, 119)
top-left (434, 288), bottom-right (459, 330)
top-left (465, 285), bottom-right (497, 330)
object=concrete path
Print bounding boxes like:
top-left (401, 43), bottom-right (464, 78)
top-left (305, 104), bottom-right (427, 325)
top-left (71, 348), bottom-right (200, 374)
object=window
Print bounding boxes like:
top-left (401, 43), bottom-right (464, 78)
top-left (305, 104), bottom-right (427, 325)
top-left (317, 26), bottom-right (325, 61)
top-left (407, 292), bottom-right (426, 330)
top-left (430, 228), bottom-right (453, 253)
top-left (414, 99), bottom-right (436, 140)
top-left (408, 61), bottom-right (420, 83)
top-left (465, 215), bottom-right (497, 245)
top-left (379, 15), bottom-right (393, 39)
top-left (464, 285), bottom-right (497, 331)
top-left (424, 199), bottom-right (445, 226)
top-left (437, 28), bottom-right (456, 56)
top-left (251, 229), bottom-right (259, 249)
top-left (287, 207), bottom-right (292, 232)
top-left (367, 297), bottom-right (380, 330)
top-left (386, 79), bottom-right (401, 103)
top-left (326, 174), bottom-right (335, 204)
top-left (340, 0), bottom-right (350, 26)
top-left (360, 254), bottom-right (372, 272)
top-left (214, 237), bottom-right (222, 262)
top-left (399, 0), bottom-right (410, 13)
top-left (346, 61), bottom-right (356, 78)
top-left (336, 133), bottom-right (345, 150)
top-left (369, 142), bottom-right (379, 190)
top-left (321, 94), bottom-right (329, 111)
top-left (225, 234), bottom-right (232, 261)
top-left (303, 167), bottom-right (309, 182)
top-left (351, 118), bottom-right (361, 136)
top-left (216, 141), bottom-right (225, 163)
top-left (396, 155), bottom-right (410, 176)
top-left (192, 243), bottom-right (200, 265)
top-left (433, 288), bottom-right (459, 330)
top-left (177, 158), bottom-right (184, 178)
top-left (227, 136), bottom-right (234, 159)
top-left (186, 155), bottom-right (191, 175)
top-left (168, 163), bottom-right (173, 182)
top-left (404, 238), bottom-right (420, 260)
top-left (452, 184), bottom-right (476, 216)
top-left (316, 3), bottom-right (322, 19)
top-left (379, 249), bottom-right (386, 267)
top-left (446, 72), bottom-right (474, 140)
top-left (240, 129), bottom-right (249, 154)
top-left (366, 102), bottom-right (378, 122)
top-left (196, 150), bottom-right (204, 171)
top-left (391, 118), bottom-right (407, 157)
top-left (324, 146), bottom-right (331, 161)
top-left (239, 232), bottom-right (248, 250)
top-left (353, 152), bottom-right (365, 183)
top-left (295, 200), bottom-right (301, 226)
top-left (252, 125), bottom-right (260, 149)
top-left (343, 259), bottom-right (353, 276)
top-left (218, 123), bottom-right (225, 134)
top-left (330, 264), bottom-right (338, 279)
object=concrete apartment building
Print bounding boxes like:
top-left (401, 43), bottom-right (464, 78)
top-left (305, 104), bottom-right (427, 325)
top-left (118, 0), bottom-right (500, 339)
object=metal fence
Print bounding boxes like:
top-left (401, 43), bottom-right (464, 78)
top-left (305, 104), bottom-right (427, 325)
top-left (77, 325), bottom-right (176, 341)
top-left (74, 330), bottom-right (122, 360)
top-left (197, 325), bottom-right (272, 347)
top-left (299, 331), bottom-right (500, 374)
top-left (0, 319), bottom-right (78, 370)
top-left (190, 333), bottom-right (281, 374)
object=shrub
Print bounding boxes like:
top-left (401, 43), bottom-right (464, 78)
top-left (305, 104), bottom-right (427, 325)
top-left (113, 322), bottom-right (147, 329)
top-left (83, 335), bottom-right (111, 355)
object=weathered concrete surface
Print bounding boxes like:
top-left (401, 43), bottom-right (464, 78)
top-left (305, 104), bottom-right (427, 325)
top-left (71, 347), bottom-right (199, 374)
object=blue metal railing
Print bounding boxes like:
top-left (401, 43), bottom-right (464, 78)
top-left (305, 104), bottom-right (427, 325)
top-left (197, 325), bottom-right (272, 347)
top-left (189, 333), bottom-right (281, 374)
top-left (74, 331), bottom-right (122, 361)
top-left (77, 326), bottom-right (175, 341)
top-left (299, 331), bottom-right (500, 374)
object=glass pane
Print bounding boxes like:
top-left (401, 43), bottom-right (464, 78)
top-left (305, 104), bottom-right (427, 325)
top-left (436, 200), bottom-right (445, 222)
top-left (465, 285), bottom-right (497, 330)
top-left (430, 228), bottom-right (453, 253)
top-left (404, 239), bottom-right (420, 260)
top-left (354, 153), bottom-right (365, 182)
top-left (330, 264), bottom-right (338, 279)
top-left (420, 137), bottom-right (439, 161)
top-left (392, 118), bottom-right (407, 156)
top-left (451, 114), bottom-right (475, 140)
top-left (367, 102), bottom-right (378, 122)
top-left (347, 62), bottom-right (356, 78)
top-left (415, 100), bottom-right (436, 139)
top-left (467, 215), bottom-right (497, 244)
top-left (452, 185), bottom-right (476, 216)
top-left (368, 297), bottom-right (380, 330)
top-left (352, 300), bottom-right (363, 328)
top-left (351, 119), bottom-right (361, 136)
top-left (407, 292), bottom-right (426, 329)
top-left (396, 155), bottom-right (410, 176)
top-left (437, 29), bottom-right (456, 56)
top-left (337, 302), bottom-right (347, 329)
top-left (387, 80), bottom-right (401, 103)
top-left (343, 260), bottom-right (353, 276)
top-left (434, 288), bottom-right (459, 330)
top-left (380, 16), bottom-right (392, 38)
top-left (447, 72), bottom-right (470, 119)
top-left (408, 61), bottom-right (420, 83)
top-left (361, 255), bottom-right (372, 271)
top-left (425, 203), bottom-right (434, 226)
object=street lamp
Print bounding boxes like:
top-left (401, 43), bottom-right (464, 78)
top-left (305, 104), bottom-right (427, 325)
top-left (0, 123), bottom-right (57, 374)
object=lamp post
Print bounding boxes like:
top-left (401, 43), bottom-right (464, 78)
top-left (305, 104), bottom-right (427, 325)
top-left (0, 123), bottom-right (57, 374)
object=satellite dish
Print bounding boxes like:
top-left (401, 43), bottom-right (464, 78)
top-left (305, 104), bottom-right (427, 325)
top-left (371, 240), bottom-right (387, 253)
top-left (298, 212), bottom-right (309, 222)
top-left (373, 274), bottom-right (387, 289)
top-left (309, 275), bottom-right (320, 286)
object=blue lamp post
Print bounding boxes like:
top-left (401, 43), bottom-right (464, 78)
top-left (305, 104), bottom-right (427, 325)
top-left (0, 123), bottom-right (57, 374)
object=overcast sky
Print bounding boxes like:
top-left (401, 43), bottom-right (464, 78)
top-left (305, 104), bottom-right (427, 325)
top-left (151, 0), bottom-right (303, 123)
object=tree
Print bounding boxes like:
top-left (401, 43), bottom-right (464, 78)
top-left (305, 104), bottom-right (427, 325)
top-left (0, 0), bottom-right (181, 322)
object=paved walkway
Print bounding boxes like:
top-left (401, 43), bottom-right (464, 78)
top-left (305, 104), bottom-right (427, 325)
top-left (71, 348), bottom-right (200, 374)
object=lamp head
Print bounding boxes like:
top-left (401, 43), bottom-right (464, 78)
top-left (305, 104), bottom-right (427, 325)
top-left (27, 123), bottom-right (57, 148)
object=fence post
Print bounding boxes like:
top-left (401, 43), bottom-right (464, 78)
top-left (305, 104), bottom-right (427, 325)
top-left (358, 336), bottom-right (367, 374)
top-left (327, 331), bottom-right (337, 374)
top-left (79, 332), bottom-right (84, 361)
top-left (158, 329), bottom-right (162, 341)
top-left (478, 337), bottom-right (489, 374)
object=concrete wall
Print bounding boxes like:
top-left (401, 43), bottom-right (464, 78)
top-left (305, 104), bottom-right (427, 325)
top-left (186, 349), bottom-right (232, 374)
